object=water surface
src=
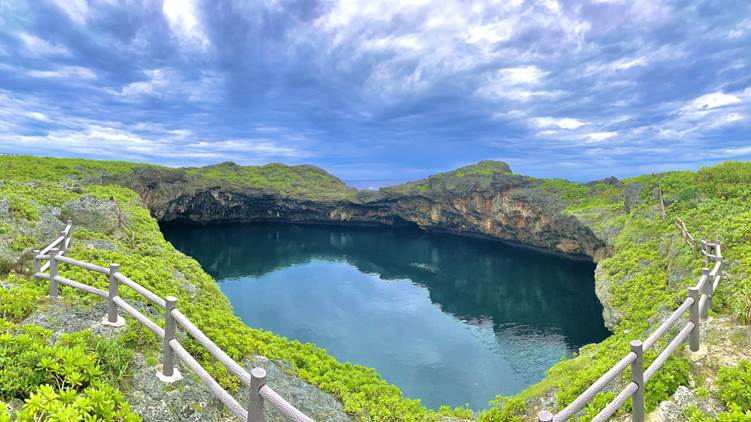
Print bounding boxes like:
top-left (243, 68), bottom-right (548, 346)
top-left (162, 223), bottom-right (609, 410)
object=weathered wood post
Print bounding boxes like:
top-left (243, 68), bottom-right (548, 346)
top-left (102, 264), bottom-right (125, 327)
top-left (49, 248), bottom-right (60, 299)
top-left (248, 367), bottom-right (267, 422)
top-left (701, 267), bottom-right (711, 319)
top-left (32, 249), bottom-right (40, 281)
top-left (688, 287), bottom-right (701, 352)
top-left (703, 239), bottom-right (710, 265)
top-left (538, 410), bottom-right (554, 422)
top-left (65, 220), bottom-right (73, 249)
top-left (161, 296), bottom-right (178, 378)
top-left (631, 340), bottom-right (645, 422)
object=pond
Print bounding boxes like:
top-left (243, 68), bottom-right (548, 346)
top-left (161, 223), bottom-right (610, 410)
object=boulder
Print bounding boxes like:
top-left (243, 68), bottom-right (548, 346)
top-left (62, 195), bottom-right (120, 234)
top-left (659, 386), bottom-right (723, 421)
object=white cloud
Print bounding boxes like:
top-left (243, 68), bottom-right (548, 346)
top-left (18, 33), bottom-right (70, 57)
top-left (476, 65), bottom-right (562, 102)
top-left (188, 140), bottom-right (300, 157)
top-left (50, 0), bottom-right (88, 24)
top-left (584, 131), bottom-right (618, 142)
top-left (162, 0), bottom-right (210, 49)
top-left (24, 111), bottom-right (51, 122)
top-left (496, 66), bottom-right (546, 85)
top-left (1, 125), bottom-right (305, 163)
top-left (612, 56), bottom-right (648, 70)
top-left (110, 68), bottom-right (221, 102)
top-left (27, 66), bottom-right (96, 80)
top-left (292, 0), bottom-right (593, 101)
top-left (688, 92), bottom-right (742, 110)
top-left (727, 18), bottom-right (750, 39)
top-left (461, 19), bottom-right (519, 46)
top-left (532, 117), bottom-right (588, 130)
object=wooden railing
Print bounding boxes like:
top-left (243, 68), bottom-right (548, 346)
top-left (675, 217), bottom-right (696, 250)
top-left (538, 241), bottom-right (724, 422)
top-left (32, 223), bottom-right (315, 422)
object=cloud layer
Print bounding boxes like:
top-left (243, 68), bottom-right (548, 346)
top-left (0, 0), bottom-right (749, 185)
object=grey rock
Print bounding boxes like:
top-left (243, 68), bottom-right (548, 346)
top-left (659, 386), bottom-right (724, 421)
top-left (79, 238), bottom-right (122, 252)
top-left (125, 353), bottom-right (353, 422)
top-left (126, 353), bottom-right (233, 422)
top-left (34, 207), bottom-right (66, 241)
top-left (0, 197), bottom-right (10, 217)
top-left (20, 181), bottom-right (40, 189)
top-left (242, 357), bottom-right (353, 422)
top-left (623, 182), bottom-right (643, 213)
top-left (174, 270), bottom-right (199, 298)
top-left (594, 264), bottom-right (623, 330)
top-left (21, 301), bottom-right (123, 341)
top-left (62, 195), bottom-right (121, 234)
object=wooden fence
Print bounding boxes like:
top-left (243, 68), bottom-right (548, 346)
top-left (675, 217), bottom-right (695, 250)
top-left (32, 223), bottom-right (315, 422)
top-left (537, 240), bottom-right (724, 421)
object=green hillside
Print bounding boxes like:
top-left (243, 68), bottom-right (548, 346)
top-left (0, 155), bottom-right (750, 421)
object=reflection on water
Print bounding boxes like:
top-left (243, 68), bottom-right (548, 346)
top-left (162, 223), bottom-right (610, 410)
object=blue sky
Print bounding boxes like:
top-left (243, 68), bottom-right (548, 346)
top-left (0, 0), bottom-right (749, 186)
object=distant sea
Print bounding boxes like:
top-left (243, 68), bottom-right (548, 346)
top-left (347, 179), bottom-right (408, 190)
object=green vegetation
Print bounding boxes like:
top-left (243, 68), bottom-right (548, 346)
top-left (0, 155), bottom-right (356, 202)
top-left (522, 162), bottom-right (751, 419)
top-left (381, 160), bottom-right (519, 196)
top-left (0, 289), bottom-right (138, 421)
top-left (1, 155), bottom-right (751, 420)
top-left (681, 360), bottom-right (751, 421)
top-left (718, 361), bottom-right (751, 413)
top-left (0, 156), bottom-right (448, 420)
top-left (183, 161), bottom-right (357, 201)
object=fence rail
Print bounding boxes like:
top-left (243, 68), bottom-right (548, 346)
top-left (32, 223), bottom-right (315, 422)
top-left (675, 217), bottom-right (695, 250)
top-left (538, 238), bottom-right (724, 422)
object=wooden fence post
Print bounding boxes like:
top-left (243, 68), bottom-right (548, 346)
top-left (701, 267), bottom-right (711, 319)
top-left (65, 220), bottom-right (73, 249)
top-left (161, 296), bottom-right (179, 379)
top-left (631, 340), bottom-right (645, 422)
top-left (103, 264), bottom-right (125, 327)
top-left (33, 249), bottom-right (40, 281)
top-left (49, 248), bottom-right (60, 299)
top-left (703, 240), bottom-right (710, 265)
top-left (248, 367), bottom-right (267, 422)
top-left (538, 410), bottom-right (554, 422)
top-left (688, 287), bottom-right (701, 352)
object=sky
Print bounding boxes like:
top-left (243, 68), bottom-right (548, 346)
top-left (0, 0), bottom-right (749, 187)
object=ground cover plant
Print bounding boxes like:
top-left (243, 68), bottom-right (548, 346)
top-left (0, 155), bottom-right (749, 421)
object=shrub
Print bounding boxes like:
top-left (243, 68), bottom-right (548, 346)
top-left (717, 361), bottom-right (751, 412)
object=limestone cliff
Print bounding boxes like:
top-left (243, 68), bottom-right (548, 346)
top-left (112, 161), bottom-right (609, 261)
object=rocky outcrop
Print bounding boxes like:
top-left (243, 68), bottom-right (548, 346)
top-left (113, 162), bottom-right (609, 261)
top-left (62, 195), bottom-right (121, 234)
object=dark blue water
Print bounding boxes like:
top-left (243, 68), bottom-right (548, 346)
top-left (161, 223), bottom-right (609, 410)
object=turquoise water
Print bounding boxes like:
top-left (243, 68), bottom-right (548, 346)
top-left (162, 223), bottom-right (609, 410)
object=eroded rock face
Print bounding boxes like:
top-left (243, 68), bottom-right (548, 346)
top-left (115, 165), bottom-right (609, 262)
top-left (62, 195), bottom-right (120, 234)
